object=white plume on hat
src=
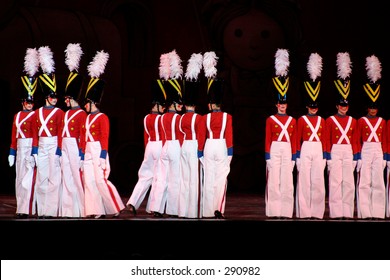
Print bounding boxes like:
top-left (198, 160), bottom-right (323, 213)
top-left (38, 46), bottom-right (55, 74)
top-left (336, 52), bottom-right (352, 80)
top-left (185, 53), bottom-right (203, 81)
top-left (168, 49), bottom-right (183, 79)
top-left (365, 55), bottom-right (382, 83)
top-left (203, 51), bottom-right (218, 79)
top-left (307, 53), bottom-right (322, 82)
top-left (275, 48), bottom-right (289, 77)
top-left (88, 50), bottom-right (109, 79)
top-left (65, 43), bottom-right (83, 72)
top-left (24, 48), bottom-right (40, 77)
top-left (159, 53), bottom-right (170, 81)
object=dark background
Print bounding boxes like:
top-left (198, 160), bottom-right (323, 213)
top-left (1, 0), bottom-right (389, 197)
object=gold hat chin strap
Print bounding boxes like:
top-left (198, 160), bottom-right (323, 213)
top-left (334, 79), bottom-right (350, 100)
top-left (21, 76), bottom-right (37, 96)
top-left (39, 73), bottom-right (57, 92)
top-left (168, 79), bottom-right (182, 97)
top-left (304, 81), bottom-right (321, 101)
top-left (272, 76), bottom-right (289, 97)
top-left (66, 72), bottom-right (79, 92)
top-left (86, 78), bottom-right (99, 97)
top-left (363, 83), bottom-right (380, 102)
top-left (157, 79), bottom-right (167, 100)
top-left (207, 78), bottom-right (214, 94)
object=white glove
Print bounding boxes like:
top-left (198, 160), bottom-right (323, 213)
top-left (8, 155), bottom-right (15, 167)
top-left (228, 156), bottom-right (232, 164)
top-left (291, 161), bottom-right (295, 172)
top-left (99, 158), bottom-right (106, 170)
top-left (353, 160), bottom-right (357, 170)
top-left (55, 155), bottom-right (61, 168)
top-left (199, 157), bottom-right (204, 166)
top-left (33, 154), bottom-right (38, 168)
top-left (383, 160), bottom-right (387, 170)
top-left (326, 160), bottom-right (332, 172)
top-left (322, 159), bottom-right (326, 170)
top-left (79, 160), bottom-right (84, 171)
top-left (387, 161), bottom-right (390, 170)
top-left (356, 159), bottom-right (362, 172)
top-left (296, 158), bottom-right (301, 172)
top-left (266, 159), bottom-right (271, 171)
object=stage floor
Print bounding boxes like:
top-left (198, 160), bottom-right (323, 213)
top-left (1, 192), bottom-right (389, 260)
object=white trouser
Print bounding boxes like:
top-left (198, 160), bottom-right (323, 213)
top-left (15, 138), bottom-right (36, 215)
top-left (149, 140), bottom-right (181, 215)
top-left (83, 141), bottom-right (125, 216)
top-left (178, 140), bottom-right (203, 218)
top-left (265, 141), bottom-right (294, 218)
top-left (35, 136), bottom-right (61, 217)
top-left (203, 138), bottom-right (229, 218)
top-left (295, 141), bottom-right (326, 219)
top-left (357, 142), bottom-right (385, 219)
top-left (59, 137), bottom-right (85, 217)
top-left (328, 144), bottom-right (355, 218)
top-left (127, 140), bottom-right (162, 210)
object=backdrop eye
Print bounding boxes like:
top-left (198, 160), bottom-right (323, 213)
top-left (261, 30), bottom-right (270, 39)
top-left (234, 28), bottom-right (243, 38)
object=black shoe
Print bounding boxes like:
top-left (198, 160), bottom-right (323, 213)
top-left (16, 213), bottom-right (29, 219)
top-left (153, 212), bottom-right (163, 218)
top-left (128, 204), bottom-right (137, 216)
top-left (214, 210), bottom-right (225, 219)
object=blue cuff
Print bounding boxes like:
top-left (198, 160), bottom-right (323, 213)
top-left (227, 147), bottom-right (233, 156)
top-left (296, 150), bottom-right (301, 158)
top-left (100, 150), bottom-right (107, 159)
top-left (81, 153), bottom-right (85, 161)
top-left (55, 147), bottom-right (62, 156)
top-left (31, 146), bottom-right (38, 156)
top-left (383, 154), bottom-right (386, 161)
top-left (353, 153), bottom-right (360, 161)
top-left (323, 152), bottom-right (327, 160)
top-left (78, 148), bottom-right (83, 157)
top-left (9, 148), bottom-right (16, 156)
top-left (265, 152), bottom-right (270, 160)
top-left (197, 150), bottom-right (203, 158)
top-left (291, 154), bottom-right (296, 161)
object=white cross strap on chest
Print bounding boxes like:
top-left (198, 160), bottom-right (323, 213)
top-left (270, 115), bottom-right (292, 142)
top-left (302, 115), bottom-right (321, 141)
top-left (15, 111), bottom-right (35, 138)
top-left (85, 113), bottom-right (102, 142)
top-left (38, 107), bottom-right (59, 137)
top-left (362, 116), bottom-right (382, 142)
top-left (206, 112), bottom-right (227, 139)
top-left (62, 109), bottom-right (83, 137)
top-left (330, 115), bottom-right (352, 144)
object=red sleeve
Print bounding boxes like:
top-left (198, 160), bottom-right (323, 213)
top-left (99, 113), bottom-right (110, 151)
top-left (225, 113), bottom-right (233, 149)
top-left (196, 114), bottom-right (206, 151)
top-left (296, 116), bottom-right (304, 155)
top-left (264, 116), bottom-right (272, 157)
top-left (290, 118), bottom-right (297, 157)
top-left (9, 114), bottom-right (17, 150)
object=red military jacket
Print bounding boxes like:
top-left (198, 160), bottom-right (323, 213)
top-left (143, 112), bottom-right (163, 147)
top-left (356, 116), bottom-right (387, 155)
top-left (296, 114), bottom-right (326, 157)
top-left (60, 107), bottom-right (87, 149)
top-left (80, 112), bottom-right (110, 154)
top-left (160, 111), bottom-right (184, 146)
top-left (265, 113), bottom-right (297, 159)
top-left (202, 111), bottom-right (233, 151)
top-left (10, 110), bottom-right (37, 150)
top-left (325, 114), bottom-right (359, 157)
top-left (32, 106), bottom-right (64, 148)
top-left (179, 111), bottom-right (206, 150)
